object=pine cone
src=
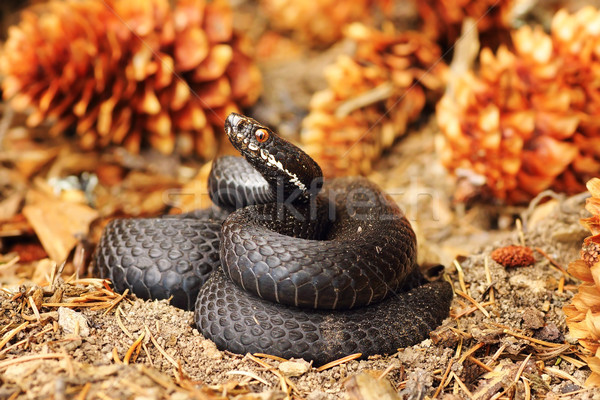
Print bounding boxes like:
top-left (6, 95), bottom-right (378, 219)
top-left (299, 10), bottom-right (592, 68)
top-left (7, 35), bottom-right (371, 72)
top-left (301, 23), bottom-right (447, 177)
top-left (0, 0), bottom-right (262, 158)
top-left (416, 0), bottom-right (516, 45)
top-left (437, 7), bottom-right (600, 204)
top-left (260, 0), bottom-right (388, 45)
top-left (564, 178), bottom-right (600, 387)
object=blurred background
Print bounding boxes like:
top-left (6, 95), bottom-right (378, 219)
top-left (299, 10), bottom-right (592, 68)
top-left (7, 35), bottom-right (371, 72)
top-left (0, 0), bottom-right (599, 276)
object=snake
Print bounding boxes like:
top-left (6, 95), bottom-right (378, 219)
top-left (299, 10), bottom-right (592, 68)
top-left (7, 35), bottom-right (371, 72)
top-left (95, 113), bottom-right (453, 365)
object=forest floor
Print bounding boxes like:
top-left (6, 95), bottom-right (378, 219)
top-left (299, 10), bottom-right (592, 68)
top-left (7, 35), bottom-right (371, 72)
top-left (1, 115), bottom-right (599, 399)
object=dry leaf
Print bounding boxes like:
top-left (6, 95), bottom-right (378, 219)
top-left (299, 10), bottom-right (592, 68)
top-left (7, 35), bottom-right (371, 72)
top-left (23, 191), bottom-right (99, 262)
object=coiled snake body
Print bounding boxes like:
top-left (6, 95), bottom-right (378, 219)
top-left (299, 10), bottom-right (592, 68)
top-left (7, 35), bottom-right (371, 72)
top-left (96, 113), bottom-right (453, 365)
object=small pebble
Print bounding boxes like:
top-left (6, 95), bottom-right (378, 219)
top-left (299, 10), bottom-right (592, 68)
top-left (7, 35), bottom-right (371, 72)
top-left (534, 322), bottom-right (563, 343)
top-left (58, 307), bottom-right (90, 337)
top-left (521, 307), bottom-right (545, 330)
top-left (278, 359), bottom-right (311, 377)
top-left (62, 334), bottom-right (83, 352)
top-left (201, 339), bottom-right (222, 360)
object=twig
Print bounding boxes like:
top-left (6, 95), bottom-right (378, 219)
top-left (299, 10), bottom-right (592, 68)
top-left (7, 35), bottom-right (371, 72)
top-left (515, 354), bottom-right (532, 382)
top-left (316, 353), bottom-right (362, 372)
top-left (535, 343), bottom-right (571, 362)
top-left (252, 353), bottom-right (289, 363)
top-left (112, 348), bottom-right (122, 364)
top-left (335, 82), bottom-right (394, 118)
top-left (247, 353), bottom-right (299, 396)
top-left (502, 328), bottom-right (564, 348)
top-left (453, 260), bottom-right (468, 294)
top-left (226, 370), bottom-right (269, 385)
top-left (142, 341), bottom-right (154, 366)
top-left (75, 382), bottom-right (91, 400)
top-left (521, 190), bottom-right (563, 229)
top-left (0, 353), bottom-right (69, 369)
top-left (516, 218), bottom-right (526, 246)
top-left (0, 322), bottom-right (29, 350)
top-left (103, 289), bottom-right (129, 315)
top-left (556, 388), bottom-right (593, 397)
top-left (28, 296), bottom-right (41, 322)
top-left (378, 363), bottom-right (399, 380)
top-left (543, 366), bottom-right (583, 387)
top-left (488, 344), bottom-right (506, 366)
top-left (558, 276), bottom-right (565, 294)
top-left (451, 372), bottom-right (474, 399)
top-left (144, 324), bottom-right (188, 376)
top-left (116, 307), bottom-right (133, 339)
top-left (489, 391), bottom-right (506, 400)
top-left (124, 331), bottom-right (145, 365)
top-left (455, 336), bottom-right (463, 359)
top-left (50, 260), bottom-right (67, 290)
top-left (432, 359), bottom-right (454, 398)
top-left (455, 290), bottom-right (490, 318)
top-left (458, 343), bottom-right (485, 364)
top-left (522, 377), bottom-right (531, 400)
top-left (0, 326), bottom-right (53, 357)
top-left (560, 354), bottom-right (586, 368)
top-left (453, 301), bottom-right (494, 319)
top-left (43, 302), bottom-right (116, 308)
top-left (534, 247), bottom-right (571, 278)
top-left (467, 356), bottom-right (493, 372)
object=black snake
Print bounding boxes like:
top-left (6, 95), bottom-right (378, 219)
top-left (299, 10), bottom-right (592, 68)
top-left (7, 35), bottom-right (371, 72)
top-left (95, 113), bottom-right (453, 365)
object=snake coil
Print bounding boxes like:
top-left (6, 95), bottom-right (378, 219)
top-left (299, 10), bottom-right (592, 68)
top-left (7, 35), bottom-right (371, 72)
top-left (95, 113), bottom-right (453, 365)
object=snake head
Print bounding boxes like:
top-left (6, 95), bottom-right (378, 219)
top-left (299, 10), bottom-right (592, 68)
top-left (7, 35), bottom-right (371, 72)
top-left (225, 113), bottom-right (323, 199)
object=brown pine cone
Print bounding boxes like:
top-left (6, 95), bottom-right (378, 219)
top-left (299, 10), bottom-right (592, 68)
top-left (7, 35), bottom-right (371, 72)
top-left (0, 0), bottom-right (262, 159)
top-left (301, 23), bottom-right (448, 177)
top-left (416, 0), bottom-right (517, 45)
top-left (437, 7), bottom-right (600, 204)
top-left (564, 178), bottom-right (600, 387)
top-left (259, 0), bottom-right (389, 46)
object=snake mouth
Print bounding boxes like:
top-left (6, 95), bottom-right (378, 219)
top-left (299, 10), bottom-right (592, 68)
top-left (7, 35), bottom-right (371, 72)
top-left (225, 113), bottom-right (243, 136)
top-left (225, 113), bottom-right (262, 156)
top-left (224, 113), bottom-right (243, 144)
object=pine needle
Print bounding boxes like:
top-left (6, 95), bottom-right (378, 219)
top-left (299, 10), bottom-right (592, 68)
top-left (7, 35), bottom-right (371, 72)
top-left (315, 353), bottom-right (361, 372)
top-left (0, 322), bottom-right (29, 351)
top-left (455, 290), bottom-right (490, 318)
top-left (123, 331), bottom-right (145, 365)
top-left (226, 370), bottom-right (269, 385)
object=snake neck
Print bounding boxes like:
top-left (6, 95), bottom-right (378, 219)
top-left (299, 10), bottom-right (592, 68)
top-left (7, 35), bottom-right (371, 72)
top-left (225, 113), bottom-right (323, 202)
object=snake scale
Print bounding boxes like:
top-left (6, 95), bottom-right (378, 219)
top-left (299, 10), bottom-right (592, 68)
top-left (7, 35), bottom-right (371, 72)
top-left (95, 113), bottom-right (453, 365)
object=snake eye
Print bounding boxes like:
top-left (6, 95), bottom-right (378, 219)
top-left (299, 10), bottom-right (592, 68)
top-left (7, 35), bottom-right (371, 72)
top-left (255, 129), bottom-right (269, 143)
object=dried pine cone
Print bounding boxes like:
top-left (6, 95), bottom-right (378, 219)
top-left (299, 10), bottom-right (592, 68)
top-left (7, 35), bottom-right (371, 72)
top-left (437, 7), bottom-right (600, 204)
top-left (564, 178), bottom-right (600, 387)
top-left (416, 0), bottom-right (516, 45)
top-left (260, 0), bottom-right (388, 45)
top-left (301, 23), bottom-right (447, 177)
top-left (0, 0), bottom-right (262, 158)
